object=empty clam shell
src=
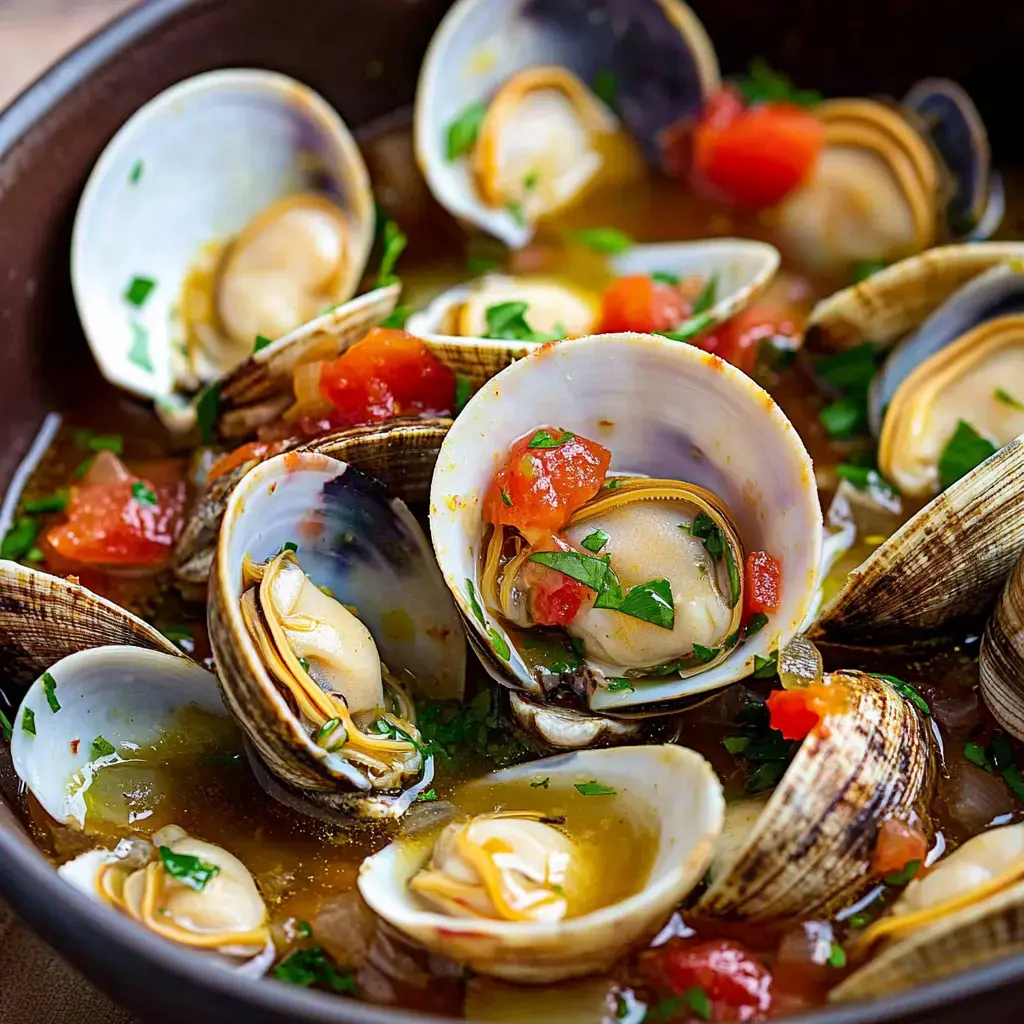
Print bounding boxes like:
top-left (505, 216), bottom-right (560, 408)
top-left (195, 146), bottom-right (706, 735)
top-left (72, 69), bottom-right (374, 407)
top-left (981, 550), bottom-right (1024, 740)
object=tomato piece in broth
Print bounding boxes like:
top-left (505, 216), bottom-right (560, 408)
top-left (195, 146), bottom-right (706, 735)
top-left (766, 684), bottom-right (849, 741)
top-left (744, 551), bottom-right (781, 617)
top-left (872, 819), bottom-right (928, 878)
top-left (596, 275), bottom-right (691, 334)
top-left (698, 306), bottom-right (799, 376)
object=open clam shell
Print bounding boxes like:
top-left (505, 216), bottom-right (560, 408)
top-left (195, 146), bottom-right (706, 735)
top-left (174, 417), bottom-right (451, 585)
top-left (429, 333), bottom-right (821, 712)
top-left (696, 672), bottom-right (935, 922)
top-left (358, 744), bottom-right (723, 982)
top-left (415, 0), bottom-right (718, 246)
top-left (981, 550), bottom-right (1024, 740)
top-left (11, 646), bottom-right (224, 828)
top-left (71, 69), bottom-right (374, 407)
top-left (209, 449), bottom-right (465, 819)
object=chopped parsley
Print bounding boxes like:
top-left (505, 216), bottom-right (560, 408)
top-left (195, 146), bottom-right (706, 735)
top-left (274, 946), bottom-right (356, 992)
top-left (581, 528), bottom-right (610, 553)
top-left (691, 512), bottom-right (726, 560)
top-left (613, 578), bottom-right (675, 630)
top-left (828, 943), bottom-right (847, 968)
top-left (0, 707), bottom-right (11, 742)
top-left (592, 69), bottom-right (619, 109)
top-left (500, 489), bottom-right (513, 506)
top-left (938, 420), bottom-right (997, 490)
top-left (572, 227), bottom-right (633, 254)
top-left (528, 428), bottom-right (574, 449)
top-left (691, 643), bottom-right (719, 663)
top-left (995, 388), bottom-right (1024, 410)
top-left (685, 985), bottom-right (712, 1021)
top-left (744, 612), bottom-right (769, 638)
top-left (454, 373), bottom-right (473, 413)
top-left (651, 270), bottom-right (680, 286)
top-left (964, 740), bottom-right (992, 770)
top-left (883, 859), bottom-right (921, 887)
top-left (296, 919), bottom-right (313, 939)
top-left (127, 321), bottom-right (153, 373)
top-left (722, 735), bottom-right (750, 755)
top-left (528, 549), bottom-right (615, 592)
top-left (316, 718), bottom-right (342, 747)
top-left (963, 732), bottom-right (1024, 801)
top-left (484, 301), bottom-right (564, 343)
top-left (418, 689), bottom-right (525, 767)
top-left (487, 626), bottom-right (511, 660)
top-left (281, 541), bottom-right (298, 553)
top-left (607, 678), bottom-right (636, 693)
top-left (753, 652), bottom-right (779, 678)
top-left (298, 657), bottom-right (310, 673)
top-left (602, 478), bottom-right (623, 490)
top-left (574, 780), bottom-right (616, 796)
top-left (646, 996), bottom-right (683, 1021)
top-left (466, 256), bottom-right (500, 274)
top-left (253, 334), bottom-right (273, 353)
top-left (836, 464), bottom-right (897, 496)
top-left (691, 275), bottom-right (718, 317)
top-left (738, 57), bottom-right (822, 108)
top-left (128, 159), bottom-right (144, 184)
top-left (124, 276), bottom-right (156, 308)
top-left (523, 170), bottom-right (539, 192)
top-left (91, 735), bottom-right (116, 758)
top-left (657, 311), bottom-right (715, 344)
top-left (465, 578), bottom-right (486, 625)
top-left (2, 518), bottom-right (38, 560)
top-left (379, 304), bottom-right (411, 329)
top-left (415, 788), bottom-right (438, 802)
top-left (376, 219), bottom-right (407, 288)
top-left (531, 777), bottom-right (550, 789)
top-left (444, 101), bottom-right (487, 161)
top-left (158, 845), bottom-right (220, 892)
top-left (22, 489), bottom-right (68, 513)
top-left (195, 383), bottom-right (221, 446)
top-left (851, 259), bottom-right (888, 284)
top-left (815, 342), bottom-right (878, 438)
top-left (41, 672), bottom-right (60, 713)
top-left (131, 481), bottom-right (157, 506)
top-left (729, 699), bottom-right (796, 794)
top-left (77, 431), bottom-right (124, 454)
top-left (507, 200), bottom-right (526, 226)
top-left (723, 543), bottom-right (741, 607)
top-left (819, 397), bottom-right (866, 438)
top-left (870, 673), bottom-right (930, 716)
top-left (21, 707), bottom-right (35, 736)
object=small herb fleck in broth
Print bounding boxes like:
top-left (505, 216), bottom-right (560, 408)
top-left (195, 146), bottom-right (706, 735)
top-left (528, 549), bottom-right (614, 592)
top-left (41, 672), bottom-right (60, 713)
top-left (724, 543), bottom-right (741, 607)
top-left (158, 845), bottom-right (219, 892)
top-left (581, 529), bottom-right (609, 553)
top-left (828, 943), bottom-right (847, 968)
top-left (487, 627), bottom-right (511, 660)
top-left (572, 227), bottom-right (632, 254)
top-left (444, 101), bottom-right (487, 162)
top-left (574, 780), bottom-right (616, 796)
top-left (315, 718), bottom-right (342, 747)
top-left (522, 170), bottom-right (539, 192)
top-left (657, 311), bottom-right (715, 344)
top-left (127, 321), bottom-right (153, 373)
top-left (22, 489), bottom-right (68, 513)
top-left (995, 388), bottom-right (1024, 410)
top-left (691, 274), bottom-right (718, 316)
top-left (379, 304), bottom-right (411, 329)
top-left (454, 373), bottom-right (473, 413)
top-left (685, 985), bottom-right (713, 1021)
top-left (851, 259), bottom-right (888, 284)
top-left (722, 735), bottom-right (750, 755)
top-left (652, 271), bottom-right (680, 286)
top-left (75, 431), bottom-right (124, 454)
top-left (0, 708), bottom-right (11, 741)
top-left (298, 657), bottom-right (310, 674)
top-left (467, 256), bottom-right (500, 274)
top-left (418, 689), bottom-right (524, 766)
top-left (738, 57), bottom-right (822, 108)
top-left (530, 777), bottom-right (550, 789)
top-left (613, 579), bottom-right (675, 630)
top-left (592, 69), bottom-right (619, 108)
top-left (506, 200), bottom-right (526, 226)
top-left (744, 612), bottom-right (769, 638)
top-left (124, 276), bottom-right (156, 308)
top-left (938, 420), bottom-right (997, 490)
top-left (281, 541), bottom-right (298, 554)
top-left (377, 219), bottom-right (407, 287)
top-left (528, 429), bottom-right (574, 449)
top-left (607, 678), bottom-right (635, 693)
top-left (870, 673), bottom-right (930, 716)
top-left (883, 859), bottom-right (921, 887)
top-left (415, 788), bottom-right (438, 802)
top-left (602, 478), bottom-right (622, 491)
top-left (21, 708), bottom-right (36, 736)
top-left (691, 512), bottom-right (725, 560)
top-left (500, 488), bottom-right (512, 506)
top-left (465, 579), bottom-right (486, 625)
top-left (692, 643), bottom-right (719, 663)
top-left (819, 397), bottom-right (865, 438)
top-left (128, 159), bottom-right (144, 184)
top-left (965, 741), bottom-right (992, 770)
top-left (1, 518), bottom-right (38, 560)
top-left (274, 946), bottom-right (356, 992)
top-left (836, 464), bottom-right (897, 496)
top-left (91, 736), bottom-right (116, 758)
top-left (646, 995), bottom-right (683, 1021)
top-left (131, 481), bottom-right (157, 506)
top-left (253, 334), bottom-right (273, 353)
top-left (753, 652), bottom-right (779, 678)
top-left (195, 383), bottom-right (221, 446)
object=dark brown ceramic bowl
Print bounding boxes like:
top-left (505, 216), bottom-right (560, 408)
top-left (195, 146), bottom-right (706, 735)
top-left (1, 1), bottom-right (1023, 1021)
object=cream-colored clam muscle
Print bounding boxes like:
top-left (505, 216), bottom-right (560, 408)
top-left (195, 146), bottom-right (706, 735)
top-left (449, 275), bottom-right (599, 339)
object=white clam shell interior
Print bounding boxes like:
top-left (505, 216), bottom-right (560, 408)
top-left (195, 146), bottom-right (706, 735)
top-left (71, 68), bottom-right (373, 403)
top-left (357, 744), bottom-right (724, 982)
top-left (429, 333), bottom-right (822, 710)
top-left (11, 646), bottom-right (225, 828)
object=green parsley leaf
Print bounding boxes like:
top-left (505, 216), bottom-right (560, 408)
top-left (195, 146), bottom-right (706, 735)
top-left (607, 678), bottom-right (636, 693)
top-left (581, 529), bottom-right (610, 553)
top-left (507, 200), bottom-right (526, 226)
top-left (722, 735), bottom-right (750, 755)
top-left (454, 373), bottom-right (473, 413)
top-left (195, 383), bottom-right (221, 446)
top-left (274, 946), bottom-right (356, 992)
top-left (614, 578), bottom-right (675, 630)
top-left (131, 481), bottom-right (157, 506)
top-left (651, 270), bottom-right (680, 286)
top-left (377, 220), bottom-right (407, 287)
top-left (500, 489), bottom-right (513, 507)
top-left (938, 420), bottom-right (997, 490)
top-left (574, 780), bottom-right (616, 796)
top-left (816, 343), bottom-right (878, 390)
top-left (297, 919), bottom-right (313, 939)
top-left (253, 334), bottom-right (273, 353)
top-left (745, 612), bottom-right (769, 638)
top-left (724, 542), bottom-right (741, 608)
top-left (91, 735), bottom-right (116, 758)
top-left (572, 227), bottom-right (633, 254)
top-left (738, 57), bottom-right (822, 108)
top-left (22, 489), bottom-right (68, 514)
top-left (529, 549), bottom-right (616, 592)
top-left (82, 432), bottom-right (124, 454)
top-left (964, 740), bottom-right (993, 771)
top-left (445, 101), bottom-right (487, 161)
top-left (746, 759), bottom-right (786, 793)
top-left (128, 321), bottom-right (153, 373)
top-left (467, 256), bottom-right (500, 274)
top-left (883, 859), bottom-right (921, 886)
top-left (2, 518), bottom-right (38, 560)
top-left (0, 707), bottom-right (11, 742)
top-left (465, 578), bottom-right (486, 625)
top-left (158, 845), bottom-right (220, 891)
top-left (602, 478), bottom-right (622, 490)
top-left (484, 301), bottom-right (563, 342)
top-left (692, 643), bottom-right (720, 663)
top-left (851, 259), bottom-right (888, 284)
top-left (415, 788), bottom-right (438, 802)
top-left (24, 547), bottom-right (44, 563)
top-left (990, 732), bottom-right (1014, 771)
top-left (124, 276), bottom-right (156, 308)
top-left (487, 626), bottom-right (511, 661)
top-left (871, 673), bottom-right (930, 716)
top-left (657, 311), bottom-right (715, 344)
top-left (21, 707), bottom-right (35, 736)
top-left (129, 159), bottom-right (144, 184)
top-left (820, 397), bottom-right (867, 438)
top-left (42, 672), bottom-right (60, 713)
top-left (379, 304), bottom-right (411, 329)
top-left (281, 541), bottom-right (298, 553)
top-left (1002, 764), bottom-right (1024, 801)
top-left (753, 652), bottom-right (779, 678)
top-left (646, 996), bottom-right (683, 1021)
top-left (528, 428), bottom-right (574, 449)
top-left (592, 69), bottom-right (619, 109)
top-left (836, 464), bottom-right (897, 496)
top-left (530, 777), bottom-right (550, 789)
top-left (691, 512), bottom-right (725, 560)
top-left (161, 625), bottom-right (194, 643)
top-left (828, 943), bottom-right (847, 969)
top-left (523, 170), bottom-right (539, 192)
top-left (316, 718), bottom-right (342, 747)
top-left (995, 388), bottom-right (1024, 411)
top-left (685, 985), bottom-right (712, 1021)
top-left (691, 275), bottom-right (718, 317)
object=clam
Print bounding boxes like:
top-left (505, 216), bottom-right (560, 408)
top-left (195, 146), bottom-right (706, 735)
top-left (174, 417), bottom-right (452, 585)
top-left (775, 84), bottom-right (1000, 274)
top-left (695, 671), bottom-right (935, 921)
top-left (59, 826), bottom-right (273, 976)
top-left (415, 0), bottom-right (718, 246)
top-left (358, 744), bottom-right (724, 982)
top-left (71, 69), bottom-right (373, 411)
top-left (430, 333), bottom-right (822, 717)
top-left (208, 449), bottom-right (466, 819)
top-left (980, 550), bottom-right (1024, 740)
top-left (832, 822), bottom-right (1024, 1001)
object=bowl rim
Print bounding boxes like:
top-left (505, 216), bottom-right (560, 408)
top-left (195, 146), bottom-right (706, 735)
top-left (1, 0), bottom-right (1023, 1021)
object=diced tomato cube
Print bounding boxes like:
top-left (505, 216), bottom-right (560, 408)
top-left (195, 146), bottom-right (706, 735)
top-left (766, 684), bottom-right (850, 741)
top-left (521, 558), bottom-right (589, 626)
top-left (872, 819), bottom-right (928, 878)
top-left (744, 550), bottom-right (781, 617)
top-left (596, 275), bottom-right (690, 334)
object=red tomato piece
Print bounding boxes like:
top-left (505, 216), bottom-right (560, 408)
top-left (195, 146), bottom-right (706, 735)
top-left (207, 439), bottom-right (294, 481)
top-left (699, 305), bottom-right (799, 375)
top-left (693, 96), bottom-right (824, 211)
top-left (766, 684), bottom-right (850, 741)
top-left (640, 939), bottom-right (773, 1021)
top-left (521, 557), bottom-right (590, 626)
top-left (45, 452), bottom-right (186, 568)
top-left (318, 328), bottom-right (456, 430)
top-left (744, 551), bottom-right (781, 617)
top-left (482, 428), bottom-right (611, 542)
top-left (596, 275), bottom-right (691, 334)
top-left (872, 819), bottom-right (928, 878)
